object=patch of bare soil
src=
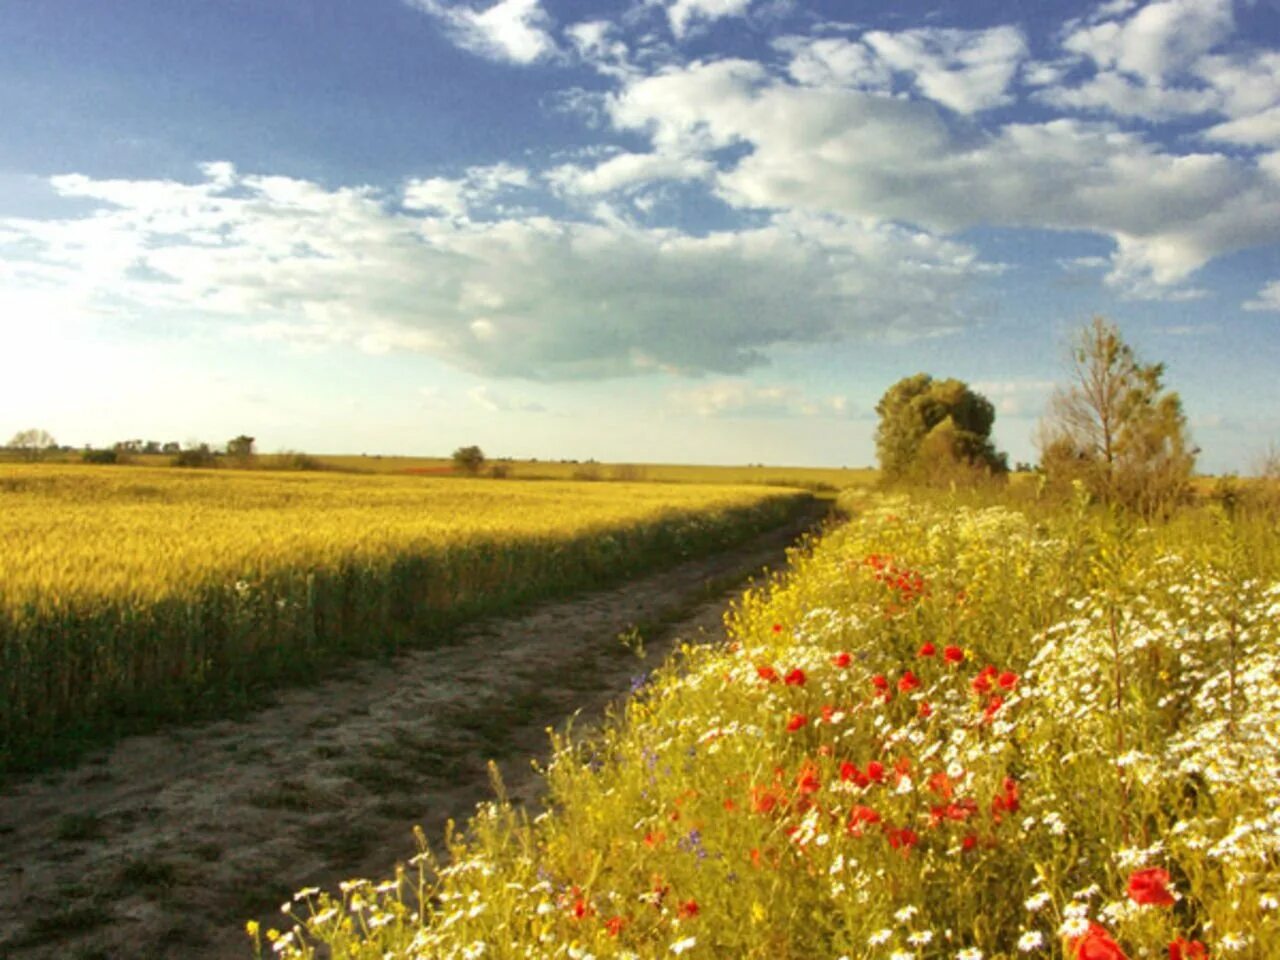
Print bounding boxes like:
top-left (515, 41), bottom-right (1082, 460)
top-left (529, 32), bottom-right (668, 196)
top-left (0, 506), bottom-right (827, 960)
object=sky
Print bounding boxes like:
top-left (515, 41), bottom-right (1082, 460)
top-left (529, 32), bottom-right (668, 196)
top-left (1, 0), bottom-right (1278, 472)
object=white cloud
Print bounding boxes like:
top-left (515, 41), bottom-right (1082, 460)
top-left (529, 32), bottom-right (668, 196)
top-left (1061, 0), bottom-right (1233, 82)
top-left (776, 26), bottom-right (1027, 114)
top-left (1204, 105), bottom-right (1280, 148)
top-left (660, 0), bottom-right (754, 40)
top-left (548, 150), bottom-right (712, 196)
top-left (1037, 69), bottom-right (1218, 120)
top-left (863, 26), bottom-right (1028, 114)
top-left (776, 36), bottom-right (892, 90)
top-left (669, 381), bottom-right (853, 419)
top-left (565, 20), bottom-right (632, 76)
top-left (606, 61), bottom-right (1280, 296)
top-left (1036, 0), bottom-right (1280, 135)
top-left (407, 0), bottom-right (557, 65)
top-left (1244, 279), bottom-right (1280, 312)
top-left (0, 164), bottom-right (991, 381)
top-left (403, 162), bottom-right (532, 218)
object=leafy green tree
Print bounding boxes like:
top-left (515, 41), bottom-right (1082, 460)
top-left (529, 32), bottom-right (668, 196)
top-left (452, 445), bottom-right (486, 476)
top-left (1038, 316), bottom-right (1195, 517)
top-left (874, 375), bottom-right (1007, 483)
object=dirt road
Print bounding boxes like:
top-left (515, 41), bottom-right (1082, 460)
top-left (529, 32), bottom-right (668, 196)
top-left (0, 506), bottom-right (826, 960)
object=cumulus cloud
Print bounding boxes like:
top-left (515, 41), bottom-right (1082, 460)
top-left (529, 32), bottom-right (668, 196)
top-left (775, 26), bottom-right (1027, 114)
top-left (403, 163), bottom-right (532, 218)
top-left (659, 0), bottom-right (754, 40)
top-left (548, 150), bottom-right (712, 196)
top-left (1244, 279), bottom-right (1280, 312)
top-left (0, 164), bottom-right (991, 380)
top-left (1035, 0), bottom-right (1280, 138)
top-left (669, 381), bottom-right (853, 418)
top-left (1060, 0), bottom-right (1233, 82)
top-left (603, 59), bottom-right (1280, 296)
top-left (407, 0), bottom-right (557, 65)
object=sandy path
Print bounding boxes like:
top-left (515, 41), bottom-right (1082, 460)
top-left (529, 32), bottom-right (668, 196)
top-left (0, 506), bottom-right (825, 960)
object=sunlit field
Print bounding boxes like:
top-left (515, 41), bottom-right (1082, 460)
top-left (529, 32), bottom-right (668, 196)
top-left (317, 456), bottom-right (876, 490)
top-left (263, 489), bottom-right (1280, 959)
top-left (0, 465), bottom-right (810, 774)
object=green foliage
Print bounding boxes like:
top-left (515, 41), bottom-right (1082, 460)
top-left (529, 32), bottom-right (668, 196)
top-left (81, 448), bottom-right (120, 465)
top-left (1040, 317), bottom-right (1195, 518)
top-left (874, 374), bottom-right (1007, 484)
top-left (452, 445), bottom-right (486, 476)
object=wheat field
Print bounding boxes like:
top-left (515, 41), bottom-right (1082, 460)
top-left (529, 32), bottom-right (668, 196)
top-left (0, 464), bottom-right (809, 773)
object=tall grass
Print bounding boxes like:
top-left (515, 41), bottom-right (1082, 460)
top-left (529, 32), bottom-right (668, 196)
top-left (261, 489), bottom-right (1280, 959)
top-left (0, 465), bottom-right (810, 774)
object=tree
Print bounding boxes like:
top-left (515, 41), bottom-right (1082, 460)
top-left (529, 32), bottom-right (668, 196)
top-left (1038, 316), bottom-right (1195, 517)
top-left (227, 435), bottom-right (256, 466)
top-left (452, 445), bottom-right (486, 476)
top-left (874, 374), bottom-right (1008, 483)
top-left (8, 428), bottom-right (57, 461)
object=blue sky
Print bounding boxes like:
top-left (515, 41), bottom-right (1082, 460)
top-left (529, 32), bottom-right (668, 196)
top-left (2, 0), bottom-right (1278, 471)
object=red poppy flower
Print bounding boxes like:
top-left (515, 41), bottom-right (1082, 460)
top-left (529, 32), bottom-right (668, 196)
top-left (918, 642), bottom-right (937, 657)
top-left (1168, 938), bottom-right (1207, 960)
top-left (998, 670), bottom-right (1019, 689)
top-left (678, 899), bottom-right (699, 919)
top-left (1072, 923), bottom-right (1127, 960)
top-left (1127, 868), bottom-right (1176, 907)
top-left (643, 830), bottom-right (666, 847)
top-left (784, 668), bottom-right (807, 686)
top-left (991, 777), bottom-right (1019, 818)
top-left (871, 674), bottom-right (890, 691)
top-left (983, 695), bottom-right (1005, 720)
top-left (605, 916), bottom-right (627, 937)
top-left (847, 805), bottom-right (881, 835)
top-left (898, 670), bottom-right (921, 693)
top-left (795, 764), bottom-right (822, 796)
top-left (750, 787), bottom-right (779, 815)
top-left (961, 833), bottom-right (978, 851)
top-left (756, 665), bottom-right (779, 683)
top-left (786, 713), bottom-right (808, 732)
top-left (972, 674), bottom-right (993, 695)
top-left (944, 645), bottom-right (965, 664)
top-left (927, 771), bottom-right (953, 797)
top-left (772, 623), bottom-right (783, 634)
top-left (832, 651), bottom-right (852, 668)
top-left (886, 826), bottom-right (919, 851)
top-left (866, 760), bottom-right (886, 783)
top-left (919, 701), bottom-right (933, 718)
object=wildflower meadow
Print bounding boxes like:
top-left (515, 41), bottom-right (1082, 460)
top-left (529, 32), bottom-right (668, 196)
top-left (260, 487), bottom-right (1280, 959)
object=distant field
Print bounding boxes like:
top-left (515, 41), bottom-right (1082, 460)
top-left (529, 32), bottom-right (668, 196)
top-left (316, 455), bottom-right (877, 490)
top-left (0, 465), bottom-right (811, 773)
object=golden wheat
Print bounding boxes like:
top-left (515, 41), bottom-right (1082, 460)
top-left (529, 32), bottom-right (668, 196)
top-left (0, 464), bottom-right (807, 771)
